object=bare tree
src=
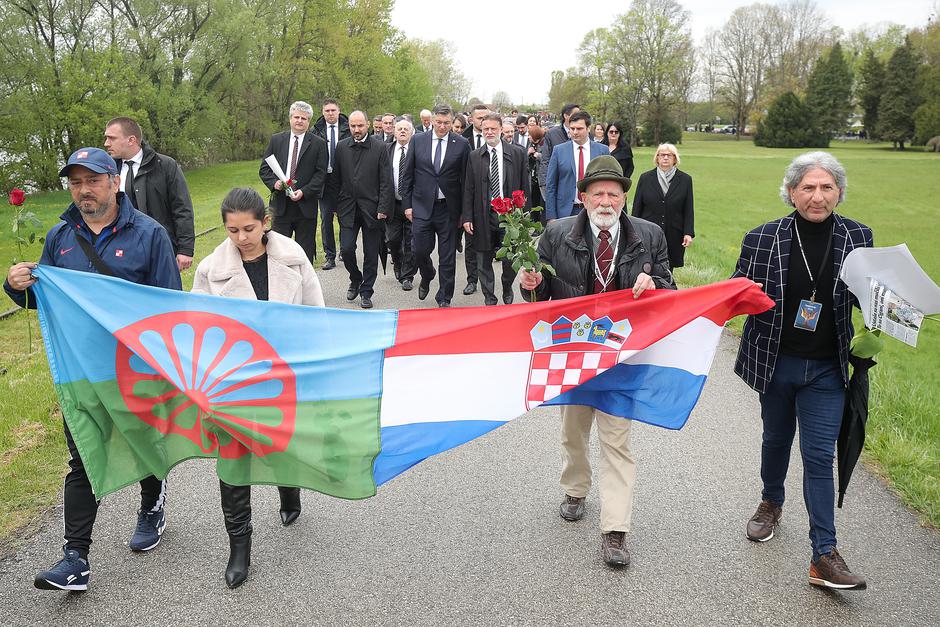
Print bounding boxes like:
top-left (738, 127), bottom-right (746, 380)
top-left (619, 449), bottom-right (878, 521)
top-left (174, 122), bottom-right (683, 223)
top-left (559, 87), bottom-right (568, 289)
top-left (710, 4), bottom-right (773, 138)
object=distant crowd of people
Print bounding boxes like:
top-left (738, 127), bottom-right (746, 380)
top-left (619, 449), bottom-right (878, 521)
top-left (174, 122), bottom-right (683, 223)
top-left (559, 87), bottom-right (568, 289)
top-left (4, 99), bottom-right (872, 593)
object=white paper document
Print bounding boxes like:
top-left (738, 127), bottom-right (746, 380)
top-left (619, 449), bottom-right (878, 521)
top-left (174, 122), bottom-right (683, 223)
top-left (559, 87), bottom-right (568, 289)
top-left (841, 244), bottom-right (940, 347)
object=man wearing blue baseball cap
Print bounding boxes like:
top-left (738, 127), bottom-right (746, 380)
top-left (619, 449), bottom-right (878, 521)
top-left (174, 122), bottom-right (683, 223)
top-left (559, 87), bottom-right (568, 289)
top-left (4, 147), bottom-right (181, 592)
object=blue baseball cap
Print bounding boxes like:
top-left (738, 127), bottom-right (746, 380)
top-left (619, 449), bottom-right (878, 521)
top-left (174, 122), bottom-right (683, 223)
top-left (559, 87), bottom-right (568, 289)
top-left (59, 147), bottom-right (118, 177)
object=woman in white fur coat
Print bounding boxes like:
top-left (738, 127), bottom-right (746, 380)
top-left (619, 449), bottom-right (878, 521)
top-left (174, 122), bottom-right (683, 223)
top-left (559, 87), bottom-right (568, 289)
top-left (192, 187), bottom-right (323, 589)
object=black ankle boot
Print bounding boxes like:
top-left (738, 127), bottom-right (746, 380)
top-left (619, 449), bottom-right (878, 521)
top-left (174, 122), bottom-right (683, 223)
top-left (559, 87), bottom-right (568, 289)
top-left (225, 533), bottom-right (251, 589)
top-left (278, 487), bottom-right (301, 526)
top-left (220, 481), bottom-right (252, 589)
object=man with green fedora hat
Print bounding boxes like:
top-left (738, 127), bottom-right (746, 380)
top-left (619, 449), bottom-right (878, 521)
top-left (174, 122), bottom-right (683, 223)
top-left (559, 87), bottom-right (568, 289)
top-left (520, 154), bottom-right (675, 568)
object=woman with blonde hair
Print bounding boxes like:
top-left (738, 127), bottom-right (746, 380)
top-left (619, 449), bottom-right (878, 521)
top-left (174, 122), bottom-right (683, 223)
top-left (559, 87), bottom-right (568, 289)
top-left (631, 143), bottom-right (695, 268)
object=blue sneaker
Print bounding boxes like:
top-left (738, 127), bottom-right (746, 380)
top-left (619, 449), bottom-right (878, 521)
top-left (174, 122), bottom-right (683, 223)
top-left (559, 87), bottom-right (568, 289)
top-left (34, 546), bottom-right (90, 591)
top-left (129, 509), bottom-right (166, 551)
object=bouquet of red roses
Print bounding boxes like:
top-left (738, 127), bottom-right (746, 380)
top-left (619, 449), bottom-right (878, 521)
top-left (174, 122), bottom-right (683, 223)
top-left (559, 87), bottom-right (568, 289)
top-left (491, 190), bottom-right (554, 301)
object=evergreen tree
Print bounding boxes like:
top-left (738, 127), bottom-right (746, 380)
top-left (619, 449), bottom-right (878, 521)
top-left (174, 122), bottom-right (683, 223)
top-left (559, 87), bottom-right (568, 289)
top-left (804, 42), bottom-right (854, 137)
top-left (878, 38), bottom-right (920, 150)
top-left (754, 91), bottom-right (828, 148)
top-left (858, 49), bottom-right (886, 140)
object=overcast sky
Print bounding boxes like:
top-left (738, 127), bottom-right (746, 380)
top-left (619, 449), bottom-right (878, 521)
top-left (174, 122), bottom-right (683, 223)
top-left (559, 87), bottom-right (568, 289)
top-left (390, 0), bottom-right (936, 105)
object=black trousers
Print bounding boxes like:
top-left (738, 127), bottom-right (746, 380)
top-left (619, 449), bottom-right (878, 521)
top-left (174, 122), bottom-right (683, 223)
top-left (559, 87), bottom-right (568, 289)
top-left (340, 213), bottom-right (383, 298)
top-left (64, 422), bottom-right (165, 557)
top-left (412, 199), bottom-right (456, 305)
top-left (460, 229), bottom-right (478, 285)
top-left (476, 244), bottom-right (514, 305)
top-left (386, 199), bottom-right (416, 283)
top-left (272, 201), bottom-right (318, 263)
top-left (319, 179), bottom-right (339, 262)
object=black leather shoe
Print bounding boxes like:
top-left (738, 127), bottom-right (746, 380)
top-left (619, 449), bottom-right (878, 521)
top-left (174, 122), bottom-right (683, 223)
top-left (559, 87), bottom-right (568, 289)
top-left (438, 301), bottom-right (451, 308)
top-left (485, 298), bottom-right (498, 306)
top-left (559, 495), bottom-right (585, 521)
top-left (360, 296), bottom-right (373, 309)
top-left (322, 259), bottom-right (335, 270)
top-left (502, 291), bottom-right (514, 305)
top-left (278, 487), bottom-right (301, 526)
top-left (463, 283), bottom-right (477, 295)
top-left (402, 279), bottom-right (413, 291)
top-left (418, 279), bottom-right (431, 300)
top-left (346, 282), bottom-right (361, 301)
top-left (225, 533), bottom-right (251, 589)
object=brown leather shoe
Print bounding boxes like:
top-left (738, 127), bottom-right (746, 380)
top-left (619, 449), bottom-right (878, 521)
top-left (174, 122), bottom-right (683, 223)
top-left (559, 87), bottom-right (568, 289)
top-left (809, 548), bottom-right (867, 590)
top-left (559, 495), bottom-right (585, 521)
top-left (601, 531), bottom-right (630, 567)
top-left (746, 500), bottom-right (782, 542)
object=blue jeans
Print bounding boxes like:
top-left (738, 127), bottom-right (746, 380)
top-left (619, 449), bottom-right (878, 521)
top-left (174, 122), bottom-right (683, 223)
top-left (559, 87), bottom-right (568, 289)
top-left (759, 354), bottom-right (846, 559)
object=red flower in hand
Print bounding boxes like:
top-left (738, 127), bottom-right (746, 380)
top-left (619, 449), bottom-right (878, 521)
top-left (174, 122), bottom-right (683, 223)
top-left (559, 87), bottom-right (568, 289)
top-left (491, 197), bottom-right (512, 215)
top-left (8, 188), bottom-right (25, 206)
top-left (511, 190), bottom-right (526, 209)
top-left (285, 178), bottom-right (295, 187)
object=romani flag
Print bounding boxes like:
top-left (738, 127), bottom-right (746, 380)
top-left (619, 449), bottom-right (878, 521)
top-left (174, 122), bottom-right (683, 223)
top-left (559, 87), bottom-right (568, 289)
top-left (31, 267), bottom-right (771, 499)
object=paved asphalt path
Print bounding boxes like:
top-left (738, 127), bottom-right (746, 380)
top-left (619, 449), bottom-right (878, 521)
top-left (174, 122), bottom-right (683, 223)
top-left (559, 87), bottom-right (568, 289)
top-left (2, 243), bottom-right (939, 626)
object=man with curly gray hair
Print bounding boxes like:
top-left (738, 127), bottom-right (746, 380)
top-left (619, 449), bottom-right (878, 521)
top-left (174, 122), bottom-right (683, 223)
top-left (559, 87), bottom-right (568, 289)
top-left (731, 151), bottom-right (872, 591)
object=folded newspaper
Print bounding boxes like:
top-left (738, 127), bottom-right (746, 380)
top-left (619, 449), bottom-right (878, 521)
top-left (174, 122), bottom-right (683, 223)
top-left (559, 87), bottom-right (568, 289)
top-left (842, 244), bottom-right (940, 348)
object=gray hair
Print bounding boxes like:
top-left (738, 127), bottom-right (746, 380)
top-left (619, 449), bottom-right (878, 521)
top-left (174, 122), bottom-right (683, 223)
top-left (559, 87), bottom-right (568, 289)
top-left (780, 151), bottom-right (847, 207)
top-left (289, 101), bottom-right (314, 117)
top-left (420, 109), bottom-right (432, 118)
top-left (395, 117), bottom-right (414, 133)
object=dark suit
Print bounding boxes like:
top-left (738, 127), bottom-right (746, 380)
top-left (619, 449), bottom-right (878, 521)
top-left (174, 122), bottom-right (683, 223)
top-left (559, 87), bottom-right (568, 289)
top-left (259, 130), bottom-right (328, 262)
top-left (461, 141), bottom-right (530, 304)
top-left (314, 117), bottom-right (351, 264)
top-left (631, 168), bottom-right (694, 268)
top-left (333, 135), bottom-right (393, 298)
top-left (512, 131), bottom-right (531, 150)
top-left (538, 124), bottom-right (569, 197)
top-left (387, 140), bottom-right (416, 284)
top-left (400, 130), bottom-right (471, 305)
top-left (459, 126), bottom-right (485, 287)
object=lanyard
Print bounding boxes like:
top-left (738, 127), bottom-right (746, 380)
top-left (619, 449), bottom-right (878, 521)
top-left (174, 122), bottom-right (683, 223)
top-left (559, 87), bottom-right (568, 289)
top-left (792, 220), bottom-right (833, 302)
top-left (591, 231), bottom-right (618, 291)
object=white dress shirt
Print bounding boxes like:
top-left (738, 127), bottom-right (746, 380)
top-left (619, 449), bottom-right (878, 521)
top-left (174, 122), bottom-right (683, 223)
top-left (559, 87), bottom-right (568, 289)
top-left (121, 148), bottom-right (143, 184)
top-left (393, 143), bottom-right (407, 200)
top-left (571, 139), bottom-right (590, 199)
top-left (285, 133), bottom-right (305, 176)
top-left (488, 142), bottom-right (504, 198)
top-left (430, 133), bottom-right (449, 199)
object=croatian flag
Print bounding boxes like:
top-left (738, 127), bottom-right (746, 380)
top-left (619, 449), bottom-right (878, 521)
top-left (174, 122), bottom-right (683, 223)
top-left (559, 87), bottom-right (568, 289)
top-left (31, 267), bottom-right (771, 499)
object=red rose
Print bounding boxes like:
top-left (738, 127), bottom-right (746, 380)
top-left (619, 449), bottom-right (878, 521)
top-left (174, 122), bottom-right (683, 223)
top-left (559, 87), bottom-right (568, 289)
top-left (8, 188), bottom-right (25, 206)
top-left (285, 178), bottom-right (295, 187)
top-left (491, 197), bottom-right (512, 215)
top-left (511, 190), bottom-right (526, 209)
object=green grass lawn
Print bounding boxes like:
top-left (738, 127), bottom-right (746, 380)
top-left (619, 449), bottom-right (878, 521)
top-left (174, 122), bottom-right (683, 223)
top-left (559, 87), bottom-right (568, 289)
top-left (0, 137), bottom-right (938, 546)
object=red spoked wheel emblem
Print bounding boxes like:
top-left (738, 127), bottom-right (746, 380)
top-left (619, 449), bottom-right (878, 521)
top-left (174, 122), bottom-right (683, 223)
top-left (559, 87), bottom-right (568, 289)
top-left (115, 312), bottom-right (297, 459)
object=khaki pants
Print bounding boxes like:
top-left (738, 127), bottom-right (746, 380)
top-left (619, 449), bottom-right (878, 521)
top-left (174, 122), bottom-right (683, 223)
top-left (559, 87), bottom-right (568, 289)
top-left (560, 405), bottom-right (636, 533)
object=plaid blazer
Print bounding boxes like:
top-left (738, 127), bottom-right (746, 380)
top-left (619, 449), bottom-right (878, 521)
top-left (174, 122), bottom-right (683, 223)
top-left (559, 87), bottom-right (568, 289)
top-left (732, 211), bottom-right (873, 394)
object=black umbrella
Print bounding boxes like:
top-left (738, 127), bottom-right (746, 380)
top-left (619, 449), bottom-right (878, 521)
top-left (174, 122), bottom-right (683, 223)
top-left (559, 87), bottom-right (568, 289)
top-left (837, 354), bottom-right (877, 508)
top-left (379, 228), bottom-right (388, 275)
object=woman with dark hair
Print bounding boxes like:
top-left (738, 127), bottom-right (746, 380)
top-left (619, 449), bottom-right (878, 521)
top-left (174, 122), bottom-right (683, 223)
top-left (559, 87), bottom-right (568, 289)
top-left (601, 121), bottom-right (634, 179)
top-left (593, 122), bottom-right (606, 142)
top-left (192, 187), bottom-right (324, 589)
top-left (631, 143), bottom-right (694, 269)
top-left (452, 113), bottom-right (467, 135)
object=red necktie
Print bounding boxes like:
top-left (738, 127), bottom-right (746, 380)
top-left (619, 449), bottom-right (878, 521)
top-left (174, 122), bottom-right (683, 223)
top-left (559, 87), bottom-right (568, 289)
top-left (593, 229), bottom-right (613, 293)
top-left (578, 145), bottom-right (585, 181)
top-left (290, 135), bottom-right (299, 179)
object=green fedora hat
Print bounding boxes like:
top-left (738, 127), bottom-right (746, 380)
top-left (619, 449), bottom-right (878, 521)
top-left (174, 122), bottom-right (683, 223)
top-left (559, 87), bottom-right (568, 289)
top-left (576, 154), bottom-right (632, 193)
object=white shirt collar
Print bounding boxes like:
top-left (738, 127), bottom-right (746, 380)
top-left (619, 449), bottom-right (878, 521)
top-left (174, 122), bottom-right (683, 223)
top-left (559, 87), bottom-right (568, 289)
top-left (588, 215), bottom-right (621, 241)
top-left (126, 148), bottom-right (143, 165)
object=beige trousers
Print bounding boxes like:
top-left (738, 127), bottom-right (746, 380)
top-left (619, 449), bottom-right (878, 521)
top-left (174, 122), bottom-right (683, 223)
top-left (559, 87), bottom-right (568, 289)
top-left (559, 405), bottom-right (636, 533)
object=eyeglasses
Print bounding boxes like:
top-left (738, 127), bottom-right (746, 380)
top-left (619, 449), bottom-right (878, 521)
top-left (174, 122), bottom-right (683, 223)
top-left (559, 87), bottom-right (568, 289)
top-left (608, 130), bottom-right (620, 134)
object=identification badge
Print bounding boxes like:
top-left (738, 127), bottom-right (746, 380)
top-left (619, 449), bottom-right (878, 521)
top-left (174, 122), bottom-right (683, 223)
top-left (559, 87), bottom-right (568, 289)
top-left (794, 299), bottom-right (822, 332)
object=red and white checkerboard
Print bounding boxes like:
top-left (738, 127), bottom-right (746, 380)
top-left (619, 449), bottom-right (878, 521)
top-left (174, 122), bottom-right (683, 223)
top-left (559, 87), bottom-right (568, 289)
top-left (525, 350), bottom-right (620, 408)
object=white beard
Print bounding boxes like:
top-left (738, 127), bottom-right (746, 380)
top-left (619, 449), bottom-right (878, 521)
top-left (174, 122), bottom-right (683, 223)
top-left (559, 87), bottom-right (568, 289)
top-left (588, 206), bottom-right (620, 230)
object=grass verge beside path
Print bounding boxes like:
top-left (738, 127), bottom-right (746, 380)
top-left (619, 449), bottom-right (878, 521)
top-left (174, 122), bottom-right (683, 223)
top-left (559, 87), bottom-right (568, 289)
top-left (0, 139), bottom-right (937, 548)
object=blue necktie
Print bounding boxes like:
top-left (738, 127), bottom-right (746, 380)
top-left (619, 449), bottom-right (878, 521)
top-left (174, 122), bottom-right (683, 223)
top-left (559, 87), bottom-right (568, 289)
top-left (433, 137), bottom-right (443, 174)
